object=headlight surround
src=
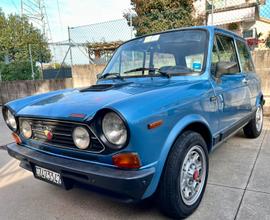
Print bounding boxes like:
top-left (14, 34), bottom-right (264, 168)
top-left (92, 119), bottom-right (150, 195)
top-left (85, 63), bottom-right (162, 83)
top-left (21, 121), bottom-right (32, 139)
top-left (102, 111), bottom-right (128, 148)
top-left (3, 108), bottom-right (17, 131)
top-left (72, 126), bottom-right (90, 150)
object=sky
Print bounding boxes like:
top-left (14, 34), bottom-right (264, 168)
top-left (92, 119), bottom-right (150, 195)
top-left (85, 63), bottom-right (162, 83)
top-left (261, 0), bottom-right (270, 19)
top-left (0, 0), bottom-right (132, 42)
top-left (0, 0), bottom-right (269, 64)
top-left (1, 0), bottom-right (269, 42)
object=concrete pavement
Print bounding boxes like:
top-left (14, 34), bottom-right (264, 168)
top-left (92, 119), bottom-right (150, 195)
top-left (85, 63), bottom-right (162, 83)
top-left (0, 113), bottom-right (269, 220)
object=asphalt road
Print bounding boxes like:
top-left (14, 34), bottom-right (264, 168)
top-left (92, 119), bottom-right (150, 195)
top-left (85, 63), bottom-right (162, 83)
top-left (1, 112), bottom-right (270, 220)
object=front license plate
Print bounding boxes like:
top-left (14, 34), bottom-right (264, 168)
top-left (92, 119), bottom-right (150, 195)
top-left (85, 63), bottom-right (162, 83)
top-left (35, 166), bottom-right (62, 185)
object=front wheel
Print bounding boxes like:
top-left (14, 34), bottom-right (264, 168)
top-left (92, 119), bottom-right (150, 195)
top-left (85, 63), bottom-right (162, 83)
top-left (243, 105), bottom-right (263, 138)
top-left (158, 131), bottom-right (209, 219)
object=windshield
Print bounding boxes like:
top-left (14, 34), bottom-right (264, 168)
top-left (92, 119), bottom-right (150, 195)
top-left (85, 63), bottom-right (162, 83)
top-left (102, 29), bottom-right (208, 78)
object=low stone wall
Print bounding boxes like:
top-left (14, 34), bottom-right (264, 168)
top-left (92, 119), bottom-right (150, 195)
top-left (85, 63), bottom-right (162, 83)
top-left (72, 64), bottom-right (105, 88)
top-left (0, 78), bottom-right (73, 105)
top-left (252, 50), bottom-right (270, 115)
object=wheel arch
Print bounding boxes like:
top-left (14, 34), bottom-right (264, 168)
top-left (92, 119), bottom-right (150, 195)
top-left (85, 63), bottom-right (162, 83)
top-left (256, 92), bottom-right (264, 107)
top-left (180, 122), bottom-right (212, 152)
top-left (142, 114), bottom-right (213, 199)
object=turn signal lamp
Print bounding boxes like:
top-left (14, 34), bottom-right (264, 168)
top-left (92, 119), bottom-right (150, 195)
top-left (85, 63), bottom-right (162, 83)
top-left (12, 132), bottom-right (22, 144)
top-left (112, 152), bottom-right (141, 169)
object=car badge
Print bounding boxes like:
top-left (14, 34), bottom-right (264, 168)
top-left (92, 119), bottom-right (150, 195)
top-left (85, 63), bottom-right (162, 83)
top-left (44, 130), bottom-right (53, 141)
top-left (69, 113), bottom-right (86, 119)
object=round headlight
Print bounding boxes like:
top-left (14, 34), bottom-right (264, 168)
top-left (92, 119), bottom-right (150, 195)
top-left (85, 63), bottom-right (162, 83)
top-left (21, 121), bottom-right (32, 139)
top-left (72, 127), bottom-right (90, 150)
top-left (5, 109), bottom-right (17, 131)
top-left (102, 112), bottom-right (127, 147)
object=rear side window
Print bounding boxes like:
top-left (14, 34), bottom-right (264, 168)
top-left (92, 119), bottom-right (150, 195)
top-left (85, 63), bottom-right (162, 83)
top-left (236, 40), bottom-right (254, 73)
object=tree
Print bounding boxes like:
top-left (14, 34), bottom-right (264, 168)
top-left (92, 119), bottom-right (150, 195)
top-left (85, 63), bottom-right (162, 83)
top-left (0, 9), bottom-right (51, 80)
top-left (125, 0), bottom-right (203, 36)
top-left (0, 61), bottom-right (40, 81)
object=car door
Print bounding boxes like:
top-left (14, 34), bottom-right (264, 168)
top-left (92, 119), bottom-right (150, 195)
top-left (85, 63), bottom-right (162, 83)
top-left (211, 33), bottom-right (251, 132)
top-left (236, 39), bottom-right (259, 113)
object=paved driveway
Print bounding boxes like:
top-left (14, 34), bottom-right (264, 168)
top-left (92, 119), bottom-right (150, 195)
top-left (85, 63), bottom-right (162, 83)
top-left (0, 113), bottom-right (270, 220)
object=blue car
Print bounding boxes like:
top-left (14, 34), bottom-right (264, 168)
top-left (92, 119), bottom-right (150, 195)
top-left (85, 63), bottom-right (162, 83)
top-left (3, 26), bottom-right (264, 218)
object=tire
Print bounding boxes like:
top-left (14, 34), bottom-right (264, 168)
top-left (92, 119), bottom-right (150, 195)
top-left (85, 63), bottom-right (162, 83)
top-left (243, 105), bottom-right (263, 138)
top-left (158, 131), bottom-right (209, 219)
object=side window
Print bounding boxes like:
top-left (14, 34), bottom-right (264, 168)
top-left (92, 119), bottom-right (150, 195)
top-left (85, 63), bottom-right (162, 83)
top-left (216, 35), bottom-right (239, 66)
top-left (211, 34), bottom-right (240, 74)
top-left (236, 40), bottom-right (254, 73)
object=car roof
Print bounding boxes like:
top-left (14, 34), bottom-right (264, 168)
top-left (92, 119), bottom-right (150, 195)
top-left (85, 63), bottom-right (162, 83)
top-left (123, 26), bottom-right (245, 45)
top-left (210, 26), bottom-right (245, 41)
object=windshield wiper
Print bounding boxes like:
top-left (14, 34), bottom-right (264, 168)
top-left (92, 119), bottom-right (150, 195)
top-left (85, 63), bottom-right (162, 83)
top-left (123, 67), bottom-right (157, 74)
top-left (124, 67), bottom-right (171, 78)
top-left (98, 72), bottom-right (124, 80)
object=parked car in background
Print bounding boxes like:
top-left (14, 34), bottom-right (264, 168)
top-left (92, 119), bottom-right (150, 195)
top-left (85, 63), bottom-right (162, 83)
top-left (3, 26), bottom-right (264, 219)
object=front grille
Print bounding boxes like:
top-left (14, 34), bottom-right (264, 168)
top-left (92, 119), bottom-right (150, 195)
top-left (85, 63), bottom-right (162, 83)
top-left (19, 118), bottom-right (104, 153)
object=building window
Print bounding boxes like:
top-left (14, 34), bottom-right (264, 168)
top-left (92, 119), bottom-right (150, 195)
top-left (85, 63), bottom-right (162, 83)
top-left (243, 29), bottom-right (256, 39)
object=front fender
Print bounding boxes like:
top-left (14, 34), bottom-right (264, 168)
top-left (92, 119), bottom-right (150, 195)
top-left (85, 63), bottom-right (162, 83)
top-left (143, 114), bottom-right (212, 198)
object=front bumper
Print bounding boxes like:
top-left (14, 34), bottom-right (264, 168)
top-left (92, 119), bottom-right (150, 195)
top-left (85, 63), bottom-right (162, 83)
top-left (6, 143), bottom-right (155, 201)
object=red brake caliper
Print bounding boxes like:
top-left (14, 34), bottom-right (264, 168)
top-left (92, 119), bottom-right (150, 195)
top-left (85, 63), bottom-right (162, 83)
top-left (193, 169), bottom-right (200, 182)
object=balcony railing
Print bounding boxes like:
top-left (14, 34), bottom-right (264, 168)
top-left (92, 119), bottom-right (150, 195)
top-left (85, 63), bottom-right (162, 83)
top-left (207, 0), bottom-right (265, 11)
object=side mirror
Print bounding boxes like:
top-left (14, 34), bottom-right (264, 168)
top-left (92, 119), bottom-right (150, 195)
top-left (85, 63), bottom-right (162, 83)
top-left (215, 61), bottom-right (238, 78)
top-left (96, 73), bottom-right (102, 79)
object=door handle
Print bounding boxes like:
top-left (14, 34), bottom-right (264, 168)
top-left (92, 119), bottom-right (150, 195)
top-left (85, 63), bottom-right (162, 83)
top-left (242, 78), bottom-right (249, 84)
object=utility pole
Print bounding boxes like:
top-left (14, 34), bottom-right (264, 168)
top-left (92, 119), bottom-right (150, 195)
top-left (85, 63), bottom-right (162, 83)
top-left (20, 0), bottom-right (23, 17)
top-left (29, 44), bottom-right (35, 80)
top-left (211, 0), bottom-right (214, 26)
top-left (21, 0), bottom-right (47, 36)
top-left (130, 13), bottom-right (133, 39)
top-left (68, 26), bottom-right (73, 66)
top-left (21, 0), bottom-right (53, 45)
top-left (21, 0), bottom-right (56, 72)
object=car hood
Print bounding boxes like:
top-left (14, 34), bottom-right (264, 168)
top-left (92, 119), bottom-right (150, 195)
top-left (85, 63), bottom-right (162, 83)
top-left (15, 80), bottom-right (186, 120)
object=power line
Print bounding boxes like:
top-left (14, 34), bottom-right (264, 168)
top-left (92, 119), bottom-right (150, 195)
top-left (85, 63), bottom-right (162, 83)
top-left (11, 0), bottom-right (19, 12)
top-left (21, 0), bottom-right (56, 62)
top-left (56, 0), bottom-right (63, 29)
top-left (20, 0), bottom-right (55, 42)
top-left (21, 0), bottom-right (45, 35)
top-left (43, 1), bottom-right (56, 62)
top-left (1, 0), bottom-right (19, 13)
top-left (43, 2), bottom-right (53, 41)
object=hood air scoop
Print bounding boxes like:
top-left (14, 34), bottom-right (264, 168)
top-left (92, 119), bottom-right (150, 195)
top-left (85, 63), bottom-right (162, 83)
top-left (80, 82), bottom-right (132, 92)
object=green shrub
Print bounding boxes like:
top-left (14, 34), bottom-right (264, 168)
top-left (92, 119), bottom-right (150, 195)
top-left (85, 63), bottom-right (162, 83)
top-left (0, 61), bottom-right (40, 81)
